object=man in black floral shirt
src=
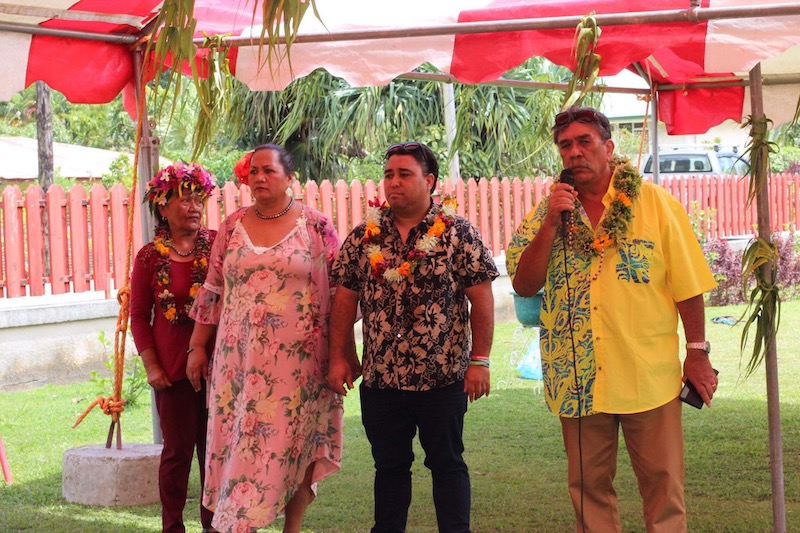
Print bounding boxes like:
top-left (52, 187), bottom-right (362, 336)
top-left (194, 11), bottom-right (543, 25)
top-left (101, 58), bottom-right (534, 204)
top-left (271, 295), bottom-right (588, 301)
top-left (327, 141), bottom-right (498, 533)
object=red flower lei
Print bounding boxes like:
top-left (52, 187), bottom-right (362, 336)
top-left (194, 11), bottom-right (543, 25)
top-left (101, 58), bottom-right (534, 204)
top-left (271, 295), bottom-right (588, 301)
top-left (152, 226), bottom-right (212, 324)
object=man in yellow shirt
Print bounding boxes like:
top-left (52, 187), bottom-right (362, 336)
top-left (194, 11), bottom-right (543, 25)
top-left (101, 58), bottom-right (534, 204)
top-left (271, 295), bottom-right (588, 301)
top-left (506, 106), bottom-right (718, 533)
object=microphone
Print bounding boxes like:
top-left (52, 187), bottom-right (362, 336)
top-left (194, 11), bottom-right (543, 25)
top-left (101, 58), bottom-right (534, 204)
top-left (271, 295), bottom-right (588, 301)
top-left (559, 168), bottom-right (575, 230)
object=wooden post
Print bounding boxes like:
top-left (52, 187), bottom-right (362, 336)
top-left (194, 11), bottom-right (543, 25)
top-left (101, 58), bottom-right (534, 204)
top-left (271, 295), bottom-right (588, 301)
top-left (36, 81), bottom-right (54, 286)
top-left (35, 81), bottom-right (53, 192)
top-left (0, 435), bottom-right (11, 484)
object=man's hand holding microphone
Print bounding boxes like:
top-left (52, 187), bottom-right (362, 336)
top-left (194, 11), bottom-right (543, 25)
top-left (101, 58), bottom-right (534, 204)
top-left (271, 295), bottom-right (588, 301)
top-left (547, 168), bottom-right (577, 234)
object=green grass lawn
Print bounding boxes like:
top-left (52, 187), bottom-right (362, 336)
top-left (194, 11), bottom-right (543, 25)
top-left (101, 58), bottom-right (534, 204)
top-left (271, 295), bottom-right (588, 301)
top-left (1, 301), bottom-right (799, 532)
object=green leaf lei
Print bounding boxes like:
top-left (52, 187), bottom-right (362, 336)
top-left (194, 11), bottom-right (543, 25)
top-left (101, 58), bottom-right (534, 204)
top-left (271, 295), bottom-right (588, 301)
top-left (567, 156), bottom-right (642, 257)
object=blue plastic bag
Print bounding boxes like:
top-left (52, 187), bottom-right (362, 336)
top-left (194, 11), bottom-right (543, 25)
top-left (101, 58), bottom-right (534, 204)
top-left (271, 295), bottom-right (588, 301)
top-left (517, 337), bottom-right (543, 380)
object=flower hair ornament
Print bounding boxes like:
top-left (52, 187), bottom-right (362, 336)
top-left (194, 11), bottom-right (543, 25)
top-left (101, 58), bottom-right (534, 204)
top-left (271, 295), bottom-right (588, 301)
top-left (145, 162), bottom-right (215, 213)
top-left (234, 151), bottom-right (254, 186)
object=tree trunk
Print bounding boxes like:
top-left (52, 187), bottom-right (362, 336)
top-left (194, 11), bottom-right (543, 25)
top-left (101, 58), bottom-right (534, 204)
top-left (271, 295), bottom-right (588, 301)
top-left (36, 81), bottom-right (54, 191)
top-left (36, 81), bottom-right (54, 279)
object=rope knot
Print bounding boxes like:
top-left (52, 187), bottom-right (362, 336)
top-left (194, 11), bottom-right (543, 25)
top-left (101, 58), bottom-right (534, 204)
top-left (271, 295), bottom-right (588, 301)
top-left (117, 285), bottom-right (131, 306)
top-left (72, 395), bottom-right (127, 428)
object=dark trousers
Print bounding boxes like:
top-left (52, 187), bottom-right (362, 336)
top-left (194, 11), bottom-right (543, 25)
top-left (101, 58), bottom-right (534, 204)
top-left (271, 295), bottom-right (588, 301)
top-left (154, 378), bottom-right (214, 533)
top-left (360, 381), bottom-right (473, 533)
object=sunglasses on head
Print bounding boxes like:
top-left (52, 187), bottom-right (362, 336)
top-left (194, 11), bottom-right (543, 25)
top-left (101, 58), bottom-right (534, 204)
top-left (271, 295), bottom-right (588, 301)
top-left (554, 109), bottom-right (604, 128)
top-left (386, 142), bottom-right (424, 158)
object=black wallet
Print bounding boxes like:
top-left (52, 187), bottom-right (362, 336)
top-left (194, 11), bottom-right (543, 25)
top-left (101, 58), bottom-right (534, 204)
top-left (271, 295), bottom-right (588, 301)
top-left (679, 369), bottom-right (719, 409)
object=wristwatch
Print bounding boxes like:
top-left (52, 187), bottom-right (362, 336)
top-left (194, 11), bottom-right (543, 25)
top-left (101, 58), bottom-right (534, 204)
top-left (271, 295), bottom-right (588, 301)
top-left (686, 341), bottom-right (711, 354)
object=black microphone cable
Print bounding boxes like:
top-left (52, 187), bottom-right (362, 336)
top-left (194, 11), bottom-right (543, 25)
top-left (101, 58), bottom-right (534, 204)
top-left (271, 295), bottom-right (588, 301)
top-left (558, 168), bottom-right (587, 533)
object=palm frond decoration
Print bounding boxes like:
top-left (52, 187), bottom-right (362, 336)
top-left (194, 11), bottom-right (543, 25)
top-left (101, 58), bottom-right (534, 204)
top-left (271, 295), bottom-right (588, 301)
top-left (739, 236), bottom-right (781, 378)
top-left (741, 114), bottom-right (778, 207)
top-left (254, 0), bottom-right (320, 75)
top-left (563, 12), bottom-right (601, 110)
top-left (145, 0), bottom-right (318, 157)
top-left (191, 34), bottom-right (233, 160)
top-left (738, 113), bottom-right (781, 379)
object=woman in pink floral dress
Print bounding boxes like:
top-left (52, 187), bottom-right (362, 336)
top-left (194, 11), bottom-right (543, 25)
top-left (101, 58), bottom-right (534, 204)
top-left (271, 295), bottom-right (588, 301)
top-left (186, 144), bottom-right (345, 533)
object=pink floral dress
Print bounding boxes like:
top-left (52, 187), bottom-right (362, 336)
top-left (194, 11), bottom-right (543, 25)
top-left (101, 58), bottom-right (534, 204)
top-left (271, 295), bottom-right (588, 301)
top-left (189, 206), bottom-right (343, 533)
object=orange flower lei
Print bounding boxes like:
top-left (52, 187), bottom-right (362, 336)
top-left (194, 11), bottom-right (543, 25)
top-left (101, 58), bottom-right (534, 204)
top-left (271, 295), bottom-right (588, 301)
top-left (152, 227), bottom-right (212, 324)
top-left (363, 197), bottom-right (457, 283)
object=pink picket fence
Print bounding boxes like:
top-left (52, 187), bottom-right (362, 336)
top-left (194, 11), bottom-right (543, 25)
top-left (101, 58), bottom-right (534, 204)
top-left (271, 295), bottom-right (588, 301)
top-left (1, 173), bottom-right (798, 298)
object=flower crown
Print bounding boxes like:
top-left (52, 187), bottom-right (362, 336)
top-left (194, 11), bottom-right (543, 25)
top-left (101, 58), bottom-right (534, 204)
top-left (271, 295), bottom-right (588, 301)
top-left (234, 151), bottom-right (254, 186)
top-left (145, 162), bottom-right (215, 212)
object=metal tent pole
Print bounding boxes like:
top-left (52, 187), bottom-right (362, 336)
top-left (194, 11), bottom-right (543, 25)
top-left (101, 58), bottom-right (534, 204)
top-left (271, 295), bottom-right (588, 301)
top-left (442, 83), bottom-right (460, 183)
top-left (749, 63), bottom-right (787, 533)
top-left (632, 62), bottom-right (660, 185)
top-left (217, 3), bottom-right (800, 47)
top-left (132, 48), bottom-right (163, 445)
top-left (651, 90), bottom-right (659, 186)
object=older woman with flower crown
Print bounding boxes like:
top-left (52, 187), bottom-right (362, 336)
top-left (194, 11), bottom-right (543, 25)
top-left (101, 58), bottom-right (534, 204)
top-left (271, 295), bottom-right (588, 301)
top-left (130, 162), bottom-right (218, 533)
top-left (186, 144), bottom-right (346, 533)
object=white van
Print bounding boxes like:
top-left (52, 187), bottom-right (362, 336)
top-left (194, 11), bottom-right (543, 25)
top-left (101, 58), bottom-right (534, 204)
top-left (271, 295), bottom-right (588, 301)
top-left (641, 146), bottom-right (748, 179)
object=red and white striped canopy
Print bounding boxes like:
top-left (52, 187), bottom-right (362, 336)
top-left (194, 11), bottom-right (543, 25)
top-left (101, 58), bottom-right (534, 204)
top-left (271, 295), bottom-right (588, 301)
top-left (1, 0), bottom-right (799, 134)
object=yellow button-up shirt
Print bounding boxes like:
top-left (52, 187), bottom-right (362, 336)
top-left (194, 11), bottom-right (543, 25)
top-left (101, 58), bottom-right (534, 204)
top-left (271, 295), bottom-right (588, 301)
top-left (507, 180), bottom-right (716, 417)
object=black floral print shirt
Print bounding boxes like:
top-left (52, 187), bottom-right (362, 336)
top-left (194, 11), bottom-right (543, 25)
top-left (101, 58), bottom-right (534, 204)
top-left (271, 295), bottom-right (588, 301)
top-left (331, 202), bottom-right (498, 391)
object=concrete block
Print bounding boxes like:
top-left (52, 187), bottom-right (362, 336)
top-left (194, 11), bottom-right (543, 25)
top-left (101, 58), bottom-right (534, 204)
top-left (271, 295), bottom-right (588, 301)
top-left (62, 443), bottom-right (162, 506)
top-left (0, 293), bottom-right (124, 391)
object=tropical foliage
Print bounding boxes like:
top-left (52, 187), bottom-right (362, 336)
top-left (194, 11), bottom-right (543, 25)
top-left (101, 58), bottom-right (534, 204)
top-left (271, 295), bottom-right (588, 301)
top-left (702, 234), bottom-right (800, 308)
top-left (146, 0), bottom-right (318, 160)
top-left (219, 58), bottom-right (590, 183)
top-left (769, 123), bottom-right (800, 173)
top-left (453, 60), bottom-right (577, 178)
top-left (1, 58), bottom-right (581, 186)
top-left (0, 86), bottom-right (134, 151)
top-left (769, 145), bottom-right (800, 173)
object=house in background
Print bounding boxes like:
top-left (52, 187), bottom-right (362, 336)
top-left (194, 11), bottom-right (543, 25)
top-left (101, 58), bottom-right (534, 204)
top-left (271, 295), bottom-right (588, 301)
top-left (601, 71), bottom-right (749, 154)
top-left (0, 136), bottom-right (132, 190)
